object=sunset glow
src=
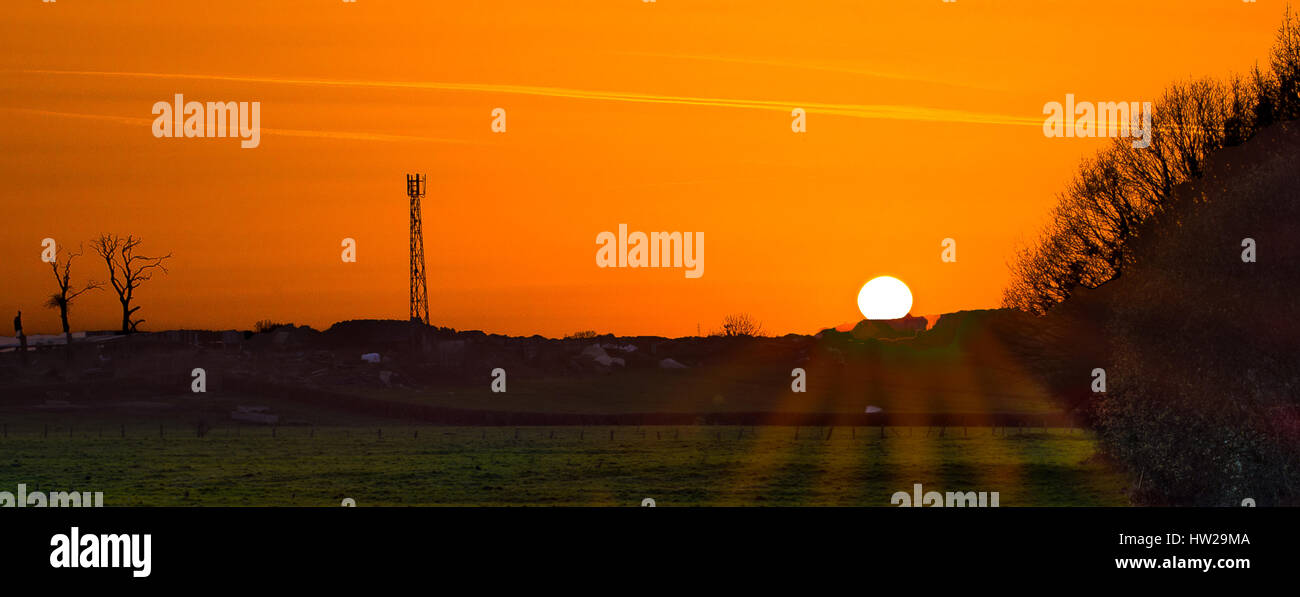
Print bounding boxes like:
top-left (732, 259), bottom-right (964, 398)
top-left (0, 1), bottom-right (1287, 336)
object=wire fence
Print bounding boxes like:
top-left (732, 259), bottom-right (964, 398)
top-left (0, 421), bottom-right (1087, 442)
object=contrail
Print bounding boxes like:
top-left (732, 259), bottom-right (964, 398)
top-left (12, 69), bottom-right (1041, 128)
top-left (1, 107), bottom-right (484, 144)
top-left (615, 51), bottom-right (1004, 92)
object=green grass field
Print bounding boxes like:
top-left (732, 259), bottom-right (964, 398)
top-left (0, 425), bottom-right (1128, 506)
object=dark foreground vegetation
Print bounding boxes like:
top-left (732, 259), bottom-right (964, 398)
top-left (1004, 9), bottom-right (1300, 505)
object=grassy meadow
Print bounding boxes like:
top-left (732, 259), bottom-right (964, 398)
top-left (0, 424), bottom-right (1127, 506)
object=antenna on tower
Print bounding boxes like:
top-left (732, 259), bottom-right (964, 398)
top-left (407, 173), bottom-right (430, 326)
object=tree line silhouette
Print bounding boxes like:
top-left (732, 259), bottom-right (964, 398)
top-left (1003, 6), bottom-right (1300, 313)
top-left (1003, 7), bottom-right (1300, 505)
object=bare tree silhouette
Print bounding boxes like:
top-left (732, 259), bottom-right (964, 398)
top-left (92, 234), bottom-right (172, 334)
top-left (44, 243), bottom-right (102, 348)
top-left (716, 313), bottom-right (764, 337)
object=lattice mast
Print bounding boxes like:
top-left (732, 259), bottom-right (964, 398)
top-left (407, 174), bottom-right (430, 325)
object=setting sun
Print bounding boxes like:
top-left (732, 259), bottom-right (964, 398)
top-left (857, 276), bottom-right (913, 320)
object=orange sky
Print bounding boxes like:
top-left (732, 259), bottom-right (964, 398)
top-left (0, 1), bottom-right (1287, 337)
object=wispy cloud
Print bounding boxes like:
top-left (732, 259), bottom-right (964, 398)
top-left (13, 69), bottom-right (1039, 128)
